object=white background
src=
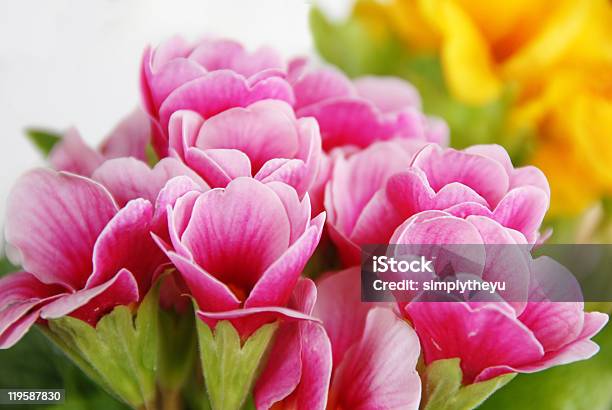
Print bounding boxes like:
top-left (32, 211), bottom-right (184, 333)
top-left (0, 0), bottom-right (351, 221)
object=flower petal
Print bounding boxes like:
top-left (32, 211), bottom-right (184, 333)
top-left (49, 128), bottom-right (104, 176)
top-left (5, 169), bottom-right (118, 290)
top-left (181, 178), bottom-right (291, 291)
top-left (40, 268), bottom-right (139, 325)
top-left (406, 302), bottom-right (544, 383)
top-left (246, 213), bottom-right (324, 309)
top-left (330, 308), bottom-right (421, 410)
top-left (158, 70), bottom-right (294, 131)
top-left (185, 148), bottom-right (252, 187)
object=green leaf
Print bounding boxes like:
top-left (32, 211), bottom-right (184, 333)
top-left (480, 323), bottom-right (612, 410)
top-left (25, 128), bottom-right (62, 156)
top-left (423, 358), bottom-right (515, 410)
top-left (0, 328), bottom-right (128, 410)
top-left (42, 282), bottom-right (161, 409)
top-left (0, 256), bottom-right (18, 277)
top-left (310, 6), bottom-right (405, 77)
top-left (196, 320), bottom-right (277, 410)
top-left (158, 307), bottom-right (197, 390)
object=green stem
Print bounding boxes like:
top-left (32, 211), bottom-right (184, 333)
top-left (161, 389), bottom-right (181, 410)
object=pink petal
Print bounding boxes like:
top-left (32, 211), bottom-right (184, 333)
top-left (254, 318), bottom-right (303, 408)
top-left (158, 70), bottom-right (294, 132)
top-left (290, 65), bottom-right (354, 110)
top-left (49, 128), bottom-right (104, 176)
top-left (255, 159), bottom-right (305, 188)
top-left (493, 186), bottom-right (549, 242)
top-left (464, 144), bottom-right (514, 175)
top-left (390, 211), bottom-right (484, 246)
top-left (189, 39), bottom-right (283, 77)
top-left (100, 108), bottom-right (150, 161)
top-left (406, 302), bottom-right (544, 384)
top-left (330, 308), bottom-right (421, 410)
top-left (467, 216), bottom-right (531, 306)
top-left (196, 100), bottom-right (300, 173)
top-left (289, 322), bottom-right (332, 410)
top-left (299, 99), bottom-right (426, 150)
top-left (92, 157), bottom-right (205, 207)
top-left (476, 313), bottom-right (607, 381)
top-left (413, 145), bottom-right (510, 208)
top-left (5, 169), bottom-right (118, 290)
top-left (578, 311), bottom-right (609, 339)
top-left (246, 213), bottom-right (324, 309)
top-left (180, 178), bottom-right (291, 292)
top-left (349, 189), bottom-right (405, 246)
top-left (314, 268), bottom-right (377, 367)
top-left (0, 271), bottom-right (66, 306)
top-left (168, 110), bottom-right (205, 160)
top-left (425, 116), bottom-right (450, 146)
top-left (40, 268), bottom-right (139, 325)
top-left (148, 36), bottom-right (193, 72)
top-left (152, 176), bottom-right (207, 233)
top-left (161, 248), bottom-right (240, 312)
top-left (308, 150), bottom-right (335, 216)
top-left (166, 191), bottom-right (201, 258)
top-left (87, 199), bottom-right (161, 294)
top-left (518, 302), bottom-right (584, 352)
top-left (511, 166), bottom-right (550, 196)
top-left (0, 273), bottom-right (66, 348)
top-left (326, 217), bottom-right (363, 267)
top-left (329, 141), bottom-right (413, 237)
top-left (141, 46), bottom-right (206, 114)
top-left (185, 147), bottom-right (252, 187)
top-left (354, 76), bottom-right (422, 111)
top-left (254, 278), bottom-right (332, 409)
top-left (292, 117), bottom-right (322, 197)
top-left (0, 309), bottom-right (43, 349)
top-left (259, 181), bottom-right (311, 246)
top-left (196, 305), bottom-right (318, 339)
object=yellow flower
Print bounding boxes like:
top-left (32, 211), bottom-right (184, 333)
top-left (518, 66), bottom-right (612, 216)
top-left (362, 0), bottom-right (612, 215)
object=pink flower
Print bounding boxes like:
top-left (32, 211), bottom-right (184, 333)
top-left (0, 158), bottom-right (204, 348)
top-left (254, 278), bottom-right (332, 410)
top-left (153, 177), bottom-right (325, 336)
top-left (140, 37), bottom-right (294, 156)
top-left (255, 267), bottom-right (421, 409)
top-left (49, 108), bottom-right (151, 176)
top-left (167, 99), bottom-right (321, 198)
top-left (288, 58), bottom-right (448, 151)
top-left (393, 211), bottom-right (608, 383)
top-left (326, 142), bottom-right (550, 265)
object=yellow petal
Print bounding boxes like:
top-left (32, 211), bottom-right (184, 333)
top-left (531, 141), bottom-right (599, 216)
top-left (502, 0), bottom-right (592, 80)
top-left (426, 0), bottom-right (502, 104)
top-left (382, 0), bottom-right (439, 51)
top-left (572, 92), bottom-right (612, 189)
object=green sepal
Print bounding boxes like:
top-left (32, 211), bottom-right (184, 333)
top-left (196, 319), bottom-right (277, 410)
top-left (145, 144), bottom-right (159, 167)
top-left (423, 358), bottom-right (515, 410)
top-left (158, 307), bottom-right (197, 391)
top-left (41, 281), bottom-right (161, 409)
top-left (25, 128), bottom-right (62, 157)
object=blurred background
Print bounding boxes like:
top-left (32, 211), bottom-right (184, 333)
top-left (1, 0), bottom-right (612, 409)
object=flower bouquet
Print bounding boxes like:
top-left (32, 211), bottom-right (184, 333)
top-left (0, 33), bottom-right (608, 410)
